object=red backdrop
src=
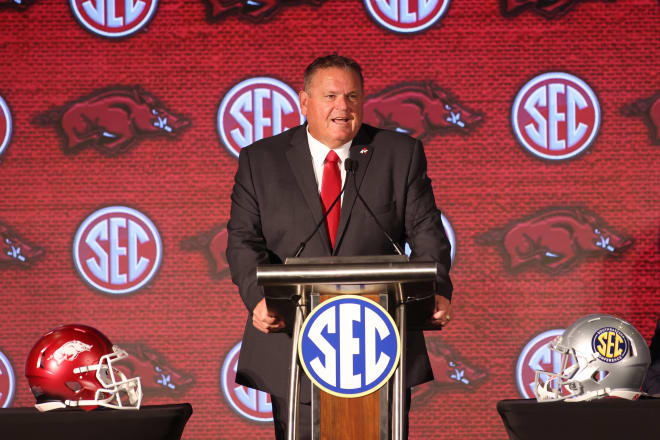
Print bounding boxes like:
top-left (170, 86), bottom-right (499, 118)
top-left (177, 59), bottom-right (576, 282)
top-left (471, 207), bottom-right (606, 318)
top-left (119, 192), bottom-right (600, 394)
top-left (1, 0), bottom-right (659, 438)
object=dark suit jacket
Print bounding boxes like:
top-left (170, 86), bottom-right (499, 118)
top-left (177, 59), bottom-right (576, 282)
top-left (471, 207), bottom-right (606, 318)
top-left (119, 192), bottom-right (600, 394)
top-left (643, 314), bottom-right (660, 395)
top-left (226, 123), bottom-right (452, 400)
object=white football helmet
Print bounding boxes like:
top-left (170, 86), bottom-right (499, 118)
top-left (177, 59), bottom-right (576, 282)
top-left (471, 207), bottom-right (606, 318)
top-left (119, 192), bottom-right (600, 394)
top-left (534, 314), bottom-right (650, 402)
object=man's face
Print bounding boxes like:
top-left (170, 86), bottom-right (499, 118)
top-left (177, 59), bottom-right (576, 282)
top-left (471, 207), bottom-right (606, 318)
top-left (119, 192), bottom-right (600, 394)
top-left (300, 67), bottom-right (363, 149)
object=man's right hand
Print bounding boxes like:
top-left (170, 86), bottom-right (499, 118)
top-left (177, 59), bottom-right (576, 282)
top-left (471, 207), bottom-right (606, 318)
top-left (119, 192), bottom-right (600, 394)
top-left (252, 298), bottom-right (285, 333)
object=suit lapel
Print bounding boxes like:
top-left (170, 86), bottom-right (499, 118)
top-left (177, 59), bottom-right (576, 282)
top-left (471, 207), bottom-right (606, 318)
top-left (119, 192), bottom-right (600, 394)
top-left (285, 126), bottom-right (332, 255)
top-left (334, 126), bottom-right (374, 255)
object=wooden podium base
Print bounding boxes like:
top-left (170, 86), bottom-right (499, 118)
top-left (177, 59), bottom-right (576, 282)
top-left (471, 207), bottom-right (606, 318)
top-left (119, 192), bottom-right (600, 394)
top-left (317, 293), bottom-right (384, 440)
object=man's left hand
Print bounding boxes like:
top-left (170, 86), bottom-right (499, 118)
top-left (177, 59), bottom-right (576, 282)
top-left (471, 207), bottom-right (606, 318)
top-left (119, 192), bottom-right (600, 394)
top-left (428, 295), bottom-right (453, 327)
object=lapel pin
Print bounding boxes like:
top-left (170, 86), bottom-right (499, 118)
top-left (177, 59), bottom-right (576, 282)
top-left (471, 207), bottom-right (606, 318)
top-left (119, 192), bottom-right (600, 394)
top-left (360, 147), bottom-right (368, 154)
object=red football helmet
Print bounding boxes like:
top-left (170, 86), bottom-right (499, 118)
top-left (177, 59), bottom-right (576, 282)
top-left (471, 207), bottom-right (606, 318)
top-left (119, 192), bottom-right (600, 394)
top-left (25, 324), bottom-right (142, 411)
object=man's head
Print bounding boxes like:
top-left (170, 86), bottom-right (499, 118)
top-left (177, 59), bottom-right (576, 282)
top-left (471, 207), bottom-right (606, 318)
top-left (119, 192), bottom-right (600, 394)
top-left (300, 55), bottom-right (364, 148)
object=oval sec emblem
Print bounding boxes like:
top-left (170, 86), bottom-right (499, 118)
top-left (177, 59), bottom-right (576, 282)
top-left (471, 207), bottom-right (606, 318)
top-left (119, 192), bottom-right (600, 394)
top-left (591, 327), bottom-right (628, 363)
top-left (217, 77), bottom-right (304, 158)
top-left (515, 329), bottom-right (564, 399)
top-left (0, 348), bottom-right (15, 408)
top-left (512, 72), bottom-right (600, 161)
top-left (221, 341), bottom-right (273, 422)
top-left (73, 206), bottom-right (162, 295)
top-left (299, 295), bottom-right (400, 398)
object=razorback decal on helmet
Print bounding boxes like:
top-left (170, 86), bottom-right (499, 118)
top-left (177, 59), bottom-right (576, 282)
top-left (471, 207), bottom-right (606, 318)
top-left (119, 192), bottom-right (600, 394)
top-left (48, 341), bottom-right (93, 366)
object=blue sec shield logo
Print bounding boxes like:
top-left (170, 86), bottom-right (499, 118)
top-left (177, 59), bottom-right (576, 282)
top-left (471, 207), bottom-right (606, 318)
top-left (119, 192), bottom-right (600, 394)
top-left (0, 349), bottom-right (16, 408)
top-left (299, 295), bottom-right (400, 398)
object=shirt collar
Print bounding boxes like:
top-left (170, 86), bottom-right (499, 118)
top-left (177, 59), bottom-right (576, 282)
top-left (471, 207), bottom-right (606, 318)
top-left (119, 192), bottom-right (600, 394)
top-left (306, 127), bottom-right (352, 169)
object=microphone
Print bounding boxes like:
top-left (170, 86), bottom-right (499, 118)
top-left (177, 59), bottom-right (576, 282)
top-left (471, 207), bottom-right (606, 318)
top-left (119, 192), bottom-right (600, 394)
top-left (293, 160), bottom-right (352, 258)
top-left (345, 158), bottom-right (404, 256)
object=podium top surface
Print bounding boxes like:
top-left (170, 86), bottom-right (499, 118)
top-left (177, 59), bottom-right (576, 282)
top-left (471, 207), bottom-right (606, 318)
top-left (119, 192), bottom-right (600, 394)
top-left (258, 255), bottom-right (437, 286)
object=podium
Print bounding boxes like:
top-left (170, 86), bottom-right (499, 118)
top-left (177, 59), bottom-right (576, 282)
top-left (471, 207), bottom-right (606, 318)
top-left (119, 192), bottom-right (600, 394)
top-left (257, 255), bottom-right (438, 440)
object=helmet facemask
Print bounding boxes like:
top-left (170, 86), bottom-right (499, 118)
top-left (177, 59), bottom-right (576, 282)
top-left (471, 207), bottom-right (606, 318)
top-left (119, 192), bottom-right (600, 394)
top-left (69, 345), bottom-right (142, 410)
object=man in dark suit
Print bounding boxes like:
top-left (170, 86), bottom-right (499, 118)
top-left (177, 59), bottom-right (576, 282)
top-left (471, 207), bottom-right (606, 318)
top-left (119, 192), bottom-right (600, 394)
top-left (227, 55), bottom-right (453, 439)
top-left (643, 314), bottom-right (660, 395)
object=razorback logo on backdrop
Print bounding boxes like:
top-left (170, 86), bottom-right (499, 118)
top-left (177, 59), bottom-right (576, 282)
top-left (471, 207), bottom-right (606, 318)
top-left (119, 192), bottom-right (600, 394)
top-left (218, 77), bottom-right (304, 158)
top-left (501, 0), bottom-right (615, 18)
top-left (33, 86), bottom-right (190, 156)
top-left (364, 82), bottom-right (481, 141)
top-left (516, 329), bottom-right (564, 399)
top-left (0, 222), bottom-right (43, 267)
top-left (512, 72), bottom-right (600, 161)
top-left (118, 343), bottom-right (194, 396)
top-left (621, 91), bottom-right (660, 145)
top-left (69, 0), bottom-right (158, 38)
top-left (363, 0), bottom-right (450, 33)
top-left (73, 206), bottom-right (162, 295)
top-left (0, 0), bottom-right (36, 10)
top-left (475, 207), bottom-right (632, 274)
top-left (0, 94), bottom-right (12, 161)
top-left (221, 342), bottom-right (273, 422)
top-left (181, 224), bottom-right (229, 279)
top-left (204, 0), bottom-right (327, 22)
top-left (411, 337), bottom-right (487, 406)
top-left (0, 349), bottom-right (15, 408)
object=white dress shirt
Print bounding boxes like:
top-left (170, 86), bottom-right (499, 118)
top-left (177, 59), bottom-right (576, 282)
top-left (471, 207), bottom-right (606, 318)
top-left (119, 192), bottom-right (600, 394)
top-left (306, 127), bottom-right (351, 196)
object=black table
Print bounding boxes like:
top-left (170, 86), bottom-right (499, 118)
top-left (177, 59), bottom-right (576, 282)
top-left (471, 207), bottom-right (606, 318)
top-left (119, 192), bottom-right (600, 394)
top-left (497, 398), bottom-right (660, 440)
top-left (0, 403), bottom-right (192, 440)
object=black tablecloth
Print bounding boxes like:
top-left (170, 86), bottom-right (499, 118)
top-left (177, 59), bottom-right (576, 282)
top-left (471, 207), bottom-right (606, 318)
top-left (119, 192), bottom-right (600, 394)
top-left (497, 398), bottom-right (660, 440)
top-left (0, 403), bottom-right (192, 440)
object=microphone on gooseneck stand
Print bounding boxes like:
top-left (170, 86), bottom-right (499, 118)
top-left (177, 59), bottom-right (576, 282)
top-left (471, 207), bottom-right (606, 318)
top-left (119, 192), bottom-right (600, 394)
top-left (293, 160), bottom-right (352, 258)
top-left (345, 158), bottom-right (404, 256)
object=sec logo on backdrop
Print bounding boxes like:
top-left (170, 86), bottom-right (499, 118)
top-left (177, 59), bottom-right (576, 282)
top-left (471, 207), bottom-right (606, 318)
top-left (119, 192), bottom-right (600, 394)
top-left (515, 329), bottom-right (564, 398)
top-left (405, 213), bottom-right (456, 263)
top-left (512, 72), bottom-right (600, 160)
top-left (364, 0), bottom-right (450, 33)
top-left (70, 0), bottom-right (158, 38)
top-left (0, 349), bottom-right (15, 408)
top-left (221, 342), bottom-right (273, 422)
top-left (73, 206), bottom-right (162, 294)
top-left (218, 77), bottom-right (304, 158)
top-left (299, 295), bottom-right (400, 398)
top-left (0, 95), bottom-right (12, 160)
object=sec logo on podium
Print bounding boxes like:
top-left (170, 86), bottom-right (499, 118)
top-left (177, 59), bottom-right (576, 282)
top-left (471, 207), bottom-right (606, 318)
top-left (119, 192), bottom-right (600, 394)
top-left (298, 295), bottom-right (400, 398)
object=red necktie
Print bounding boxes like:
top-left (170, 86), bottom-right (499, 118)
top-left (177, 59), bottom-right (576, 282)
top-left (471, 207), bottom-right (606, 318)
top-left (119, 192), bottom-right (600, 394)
top-left (321, 150), bottom-right (341, 249)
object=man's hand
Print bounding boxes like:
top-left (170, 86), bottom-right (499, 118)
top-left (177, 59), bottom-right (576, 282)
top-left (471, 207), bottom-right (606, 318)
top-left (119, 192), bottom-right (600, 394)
top-left (252, 298), bottom-right (285, 333)
top-left (428, 294), bottom-right (453, 327)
